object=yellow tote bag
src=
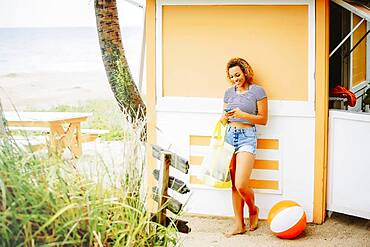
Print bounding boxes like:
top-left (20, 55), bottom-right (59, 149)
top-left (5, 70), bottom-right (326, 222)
top-left (199, 121), bottom-right (235, 188)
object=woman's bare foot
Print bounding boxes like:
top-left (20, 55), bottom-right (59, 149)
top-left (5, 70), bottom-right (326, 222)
top-left (249, 206), bottom-right (259, 231)
top-left (224, 224), bottom-right (247, 237)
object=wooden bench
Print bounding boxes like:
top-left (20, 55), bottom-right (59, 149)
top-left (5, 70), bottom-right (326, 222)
top-left (9, 126), bottom-right (109, 152)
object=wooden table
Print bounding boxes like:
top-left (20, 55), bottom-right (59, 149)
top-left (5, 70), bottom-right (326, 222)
top-left (4, 111), bottom-right (92, 158)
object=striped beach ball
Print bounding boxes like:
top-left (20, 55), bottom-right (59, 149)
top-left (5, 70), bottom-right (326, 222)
top-left (267, 200), bottom-right (307, 239)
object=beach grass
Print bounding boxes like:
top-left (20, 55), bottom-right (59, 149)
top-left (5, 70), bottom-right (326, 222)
top-left (0, 113), bottom-right (179, 246)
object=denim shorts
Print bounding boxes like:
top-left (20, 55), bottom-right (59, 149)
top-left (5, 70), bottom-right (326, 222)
top-left (225, 126), bottom-right (257, 155)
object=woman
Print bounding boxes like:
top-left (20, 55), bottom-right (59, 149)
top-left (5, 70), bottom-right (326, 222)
top-left (220, 57), bottom-right (268, 236)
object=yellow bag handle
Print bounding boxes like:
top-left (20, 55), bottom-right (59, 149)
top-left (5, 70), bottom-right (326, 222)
top-left (212, 121), bottom-right (223, 141)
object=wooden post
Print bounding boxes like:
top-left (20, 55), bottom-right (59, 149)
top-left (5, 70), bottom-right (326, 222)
top-left (153, 169), bottom-right (190, 194)
top-left (49, 123), bottom-right (62, 157)
top-left (152, 145), bottom-right (189, 173)
top-left (157, 151), bottom-right (171, 225)
top-left (70, 123), bottom-right (82, 158)
top-left (151, 144), bottom-right (191, 233)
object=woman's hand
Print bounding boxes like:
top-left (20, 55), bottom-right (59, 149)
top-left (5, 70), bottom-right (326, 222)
top-left (220, 111), bottom-right (229, 126)
top-left (226, 107), bottom-right (244, 119)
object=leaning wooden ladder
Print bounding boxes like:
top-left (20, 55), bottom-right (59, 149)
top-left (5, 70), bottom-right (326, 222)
top-left (151, 144), bottom-right (191, 233)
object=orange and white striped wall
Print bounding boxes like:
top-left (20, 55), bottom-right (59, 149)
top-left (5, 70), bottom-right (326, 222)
top-left (189, 136), bottom-right (281, 193)
top-left (145, 0), bottom-right (330, 223)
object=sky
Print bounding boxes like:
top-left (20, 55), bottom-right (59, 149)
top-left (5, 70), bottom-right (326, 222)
top-left (0, 0), bottom-right (144, 28)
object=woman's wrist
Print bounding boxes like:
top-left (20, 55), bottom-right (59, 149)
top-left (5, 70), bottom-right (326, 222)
top-left (220, 116), bottom-right (228, 125)
top-left (240, 112), bottom-right (262, 125)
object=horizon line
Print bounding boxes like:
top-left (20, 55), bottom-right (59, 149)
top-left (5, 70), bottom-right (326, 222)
top-left (0, 25), bottom-right (143, 29)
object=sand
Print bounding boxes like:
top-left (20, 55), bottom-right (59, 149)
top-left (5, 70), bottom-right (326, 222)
top-left (78, 142), bottom-right (369, 247)
top-left (0, 71), bottom-right (115, 110)
top-left (179, 213), bottom-right (370, 247)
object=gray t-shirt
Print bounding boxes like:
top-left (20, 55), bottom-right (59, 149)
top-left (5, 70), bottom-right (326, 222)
top-left (223, 84), bottom-right (267, 125)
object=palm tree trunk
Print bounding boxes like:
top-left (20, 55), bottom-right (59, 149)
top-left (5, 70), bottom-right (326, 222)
top-left (94, 0), bottom-right (146, 122)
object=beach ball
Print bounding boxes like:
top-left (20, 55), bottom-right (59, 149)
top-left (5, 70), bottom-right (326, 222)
top-left (267, 200), bottom-right (306, 239)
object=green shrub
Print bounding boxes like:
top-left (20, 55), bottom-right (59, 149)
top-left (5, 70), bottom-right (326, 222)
top-left (0, 117), bottom-right (179, 246)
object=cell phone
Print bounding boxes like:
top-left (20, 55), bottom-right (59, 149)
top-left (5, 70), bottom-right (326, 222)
top-left (224, 108), bottom-right (232, 112)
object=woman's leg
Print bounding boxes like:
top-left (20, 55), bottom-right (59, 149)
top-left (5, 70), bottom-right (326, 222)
top-left (234, 151), bottom-right (259, 230)
top-left (226, 153), bottom-right (247, 236)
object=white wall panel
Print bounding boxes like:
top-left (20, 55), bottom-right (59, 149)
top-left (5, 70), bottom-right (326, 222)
top-left (156, 110), bottom-right (315, 221)
top-left (328, 110), bottom-right (370, 219)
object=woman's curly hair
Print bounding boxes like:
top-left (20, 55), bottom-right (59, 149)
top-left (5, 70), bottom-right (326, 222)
top-left (226, 57), bottom-right (254, 84)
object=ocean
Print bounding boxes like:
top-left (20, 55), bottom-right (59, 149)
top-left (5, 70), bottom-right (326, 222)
top-left (0, 26), bottom-right (143, 82)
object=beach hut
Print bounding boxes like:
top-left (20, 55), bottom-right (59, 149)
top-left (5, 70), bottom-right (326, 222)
top-left (144, 0), bottom-right (370, 224)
